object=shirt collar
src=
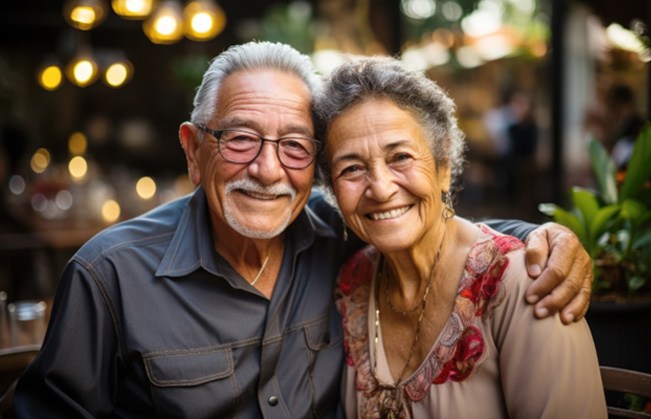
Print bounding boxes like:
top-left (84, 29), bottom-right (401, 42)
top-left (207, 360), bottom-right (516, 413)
top-left (156, 187), bottom-right (337, 278)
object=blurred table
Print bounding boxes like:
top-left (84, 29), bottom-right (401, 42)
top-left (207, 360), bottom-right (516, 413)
top-left (0, 207), bottom-right (104, 300)
top-left (0, 298), bottom-right (51, 352)
top-left (0, 297), bottom-right (50, 405)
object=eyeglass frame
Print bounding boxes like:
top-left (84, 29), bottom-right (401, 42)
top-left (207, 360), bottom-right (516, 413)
top-left (194, 123), bottom-right (322, 170)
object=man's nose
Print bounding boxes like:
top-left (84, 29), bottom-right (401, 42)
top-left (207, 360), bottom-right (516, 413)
top-left (247, 141), bottom-right (285, 183)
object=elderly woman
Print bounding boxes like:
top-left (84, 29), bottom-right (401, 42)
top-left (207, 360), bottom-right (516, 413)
top-left (316, 56), bottom-right (606, 419)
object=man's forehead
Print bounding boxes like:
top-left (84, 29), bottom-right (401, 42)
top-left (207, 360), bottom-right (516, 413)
top-left (215, 69), bottom-right (314, 128)
top-left (223, 68), bottom-right (311, 94)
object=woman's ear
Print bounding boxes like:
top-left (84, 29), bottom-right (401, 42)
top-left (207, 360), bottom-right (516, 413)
top-left (179, 122), bottom-right (201, 185)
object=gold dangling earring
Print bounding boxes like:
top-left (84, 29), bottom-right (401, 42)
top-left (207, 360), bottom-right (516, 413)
top-left (442, 191), bottom-right (455, 220)
top-left (343, 222), bottom-right (349, 242)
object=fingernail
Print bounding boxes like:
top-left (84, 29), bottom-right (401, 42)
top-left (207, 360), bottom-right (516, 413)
top-left (529, 264), bottom-right (542, 276)
top-left (535, 307), bottom-right (549, 317)
top-left (564, 313), bottom-right (575, 323)
top-left (526, 294), bottom-right (539, 304)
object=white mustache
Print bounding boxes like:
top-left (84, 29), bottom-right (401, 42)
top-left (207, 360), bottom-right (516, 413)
top-left (225, 178), bottom-right (296, 202)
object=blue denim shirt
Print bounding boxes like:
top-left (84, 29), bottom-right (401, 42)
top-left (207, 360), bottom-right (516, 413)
top-left (15, 187), bottom-right (348, 418)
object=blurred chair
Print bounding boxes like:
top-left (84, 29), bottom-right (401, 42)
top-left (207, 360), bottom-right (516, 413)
top-left (601, 366), bottom-right (651, 418)
top-left (0, 346), bottom-right (40, 418)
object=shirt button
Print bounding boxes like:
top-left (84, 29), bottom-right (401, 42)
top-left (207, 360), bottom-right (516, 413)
top-left (268, 396), bottom-right (278, 406)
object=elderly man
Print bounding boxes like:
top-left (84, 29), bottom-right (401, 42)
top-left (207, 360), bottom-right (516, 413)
top-left (15, 41), bottom-right (591, 418)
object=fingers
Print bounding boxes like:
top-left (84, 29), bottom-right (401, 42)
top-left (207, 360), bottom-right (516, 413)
top-left (557, 250), bottom-right (593, 322)
top-left (529, 263), bottom-right (580, 320)
top-left (524, 227), bottom-right (548, 279)
top-left (532, 268), bottom-right (592, 324)
top-left (524, 223), bottom-right (577, 305)
top-left (524, 222), bottom-right (594, 323)
top-left (559, 281), bottom-right (592, 323)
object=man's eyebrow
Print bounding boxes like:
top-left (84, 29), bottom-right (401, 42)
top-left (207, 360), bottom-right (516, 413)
top-left (219, 117), bottom-right (313, 137)
top-left (281, 124), bottom-right (314, 138)
top-left (218, 117), bottom-right (257, 130)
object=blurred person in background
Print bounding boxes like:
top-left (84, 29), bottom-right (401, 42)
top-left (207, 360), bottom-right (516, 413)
top-left (606, 83), bottom-right (646, 169)
top-left (482, 87), bottom-right (538, 210)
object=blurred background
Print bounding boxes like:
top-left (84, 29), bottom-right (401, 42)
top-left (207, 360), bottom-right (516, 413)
top-left (0, 0), bottom-right (649, 301)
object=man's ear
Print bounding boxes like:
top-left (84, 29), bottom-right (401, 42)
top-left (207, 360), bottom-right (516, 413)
top-left (179, 122), bottom-right (201, 186)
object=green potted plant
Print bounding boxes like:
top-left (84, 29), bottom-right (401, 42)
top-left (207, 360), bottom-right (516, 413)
top-left (539, 122), bottom-right (651, 373)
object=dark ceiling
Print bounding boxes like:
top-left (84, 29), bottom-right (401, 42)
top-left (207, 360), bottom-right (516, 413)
top-left (0, 1), bottom-right (308, 175)
top-left (0, 0), bottom-right (647, 176)
top-left (1, 1), bottom-right (647, 77)
top-left (588, 0), bottom-right (650, 29)
top-left (1, 0), bottom-right (648, 52)
top-left (0, 1), bottom-right (309, 64)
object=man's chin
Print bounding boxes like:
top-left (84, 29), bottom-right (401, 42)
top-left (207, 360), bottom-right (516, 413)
top-left (226, 215), bottom-right (291, 240)
top-left (237, 227), bottom-right (287, 240)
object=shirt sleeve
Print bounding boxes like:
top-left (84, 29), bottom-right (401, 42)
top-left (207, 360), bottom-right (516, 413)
top-left (482, 219), bottom-right (537, 241)
top-left (490, 249), bottom-right (607, 419)
top-left (14, 260), bottom-right (119, 418)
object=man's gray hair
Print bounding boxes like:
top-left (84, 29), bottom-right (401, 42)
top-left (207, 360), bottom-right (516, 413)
top-left (316, 55), bottom-right (466, 191)
top-left (190, 41), bottom-right (323, 129)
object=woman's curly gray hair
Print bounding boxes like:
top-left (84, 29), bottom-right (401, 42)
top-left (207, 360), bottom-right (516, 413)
top-left (315, 55), bottom-right (466, 202)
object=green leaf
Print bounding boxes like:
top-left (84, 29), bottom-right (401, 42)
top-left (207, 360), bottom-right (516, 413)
top-left (615, 229), bottom-right (632, 250)
top-left (628, 275), bottom-right (646, 292)
top-left (537, 203), bottom-right (586, 245)
top-left (589, 139), bottom-right (618, 204)
top-left (620, 122), bottom-right (651, 202)
top-left (571, 187), bottom-right (600, 218)
top-left (632, 230), bottom-right (651, 250)
top-left (620, 199), bottom-right (645, 221)
top-left (589, 205), bottom-right (620, 241)
top-left (538, 203), bottom-right (559, 217)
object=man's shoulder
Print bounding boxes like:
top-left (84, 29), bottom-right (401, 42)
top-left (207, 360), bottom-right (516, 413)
top-left (307, 187), bottom-right (338, 224)
top-left (76, 194), bottom-right (192, 262)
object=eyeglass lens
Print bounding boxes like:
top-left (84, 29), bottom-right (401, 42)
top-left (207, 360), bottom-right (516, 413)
top-left (219, 130), bottom-right (317, 168)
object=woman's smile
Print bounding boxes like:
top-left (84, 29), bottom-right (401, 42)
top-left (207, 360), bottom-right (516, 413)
top-left (367, 205), bottom-right (413, 220)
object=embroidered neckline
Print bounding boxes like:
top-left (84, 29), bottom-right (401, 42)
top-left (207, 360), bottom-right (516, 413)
top-left (337, 225), bottom-right (523, 407)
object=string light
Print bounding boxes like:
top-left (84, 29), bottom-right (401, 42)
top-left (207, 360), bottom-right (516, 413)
top-left (112, 0), bottom-right (158, 19)
top-left (37, 61), bottom-right (64, 91)
top-left (101, 199), bottom-right (122, 223)
top-left (68, 132), bottom-right (89, 155)
top-left (104, 59), bottom-right (134, 87)
top-left (63, 0), bottom-right (108, 30)
top-left (183, 0), bottom-right (226, 41)
top-left (45, 0), bottom-right (226, 89)
top-left (143, 1), bottom-right (184, 44)
top-left (66, 50), bottom-right (100, 87)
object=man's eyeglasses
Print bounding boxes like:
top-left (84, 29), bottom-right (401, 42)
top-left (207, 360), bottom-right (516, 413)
top-left (195, 124), bottom-right (322, 170)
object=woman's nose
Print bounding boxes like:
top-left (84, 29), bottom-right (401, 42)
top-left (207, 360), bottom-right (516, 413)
top-left (365, 165), bottom-right (398, 201)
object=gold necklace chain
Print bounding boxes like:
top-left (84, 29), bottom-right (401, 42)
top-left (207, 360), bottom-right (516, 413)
top-left (373, 270), bottom-right (430, 418)
top-left (373, 231), bottom-right (445, 416)
top-left (250, 255), bottom-right (270, 286)
top-left (376, 258), bottom-right (433, 383)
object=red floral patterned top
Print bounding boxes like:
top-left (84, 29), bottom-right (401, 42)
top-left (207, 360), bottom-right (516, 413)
top-left (335, 225), bottom-right (523, 418)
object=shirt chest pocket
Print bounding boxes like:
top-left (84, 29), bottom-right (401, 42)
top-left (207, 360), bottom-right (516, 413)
top-left (143, 347), bottom-right (239, 418)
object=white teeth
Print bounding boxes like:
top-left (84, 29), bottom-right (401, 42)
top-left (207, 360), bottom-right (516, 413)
top-left (246, 191), bottom-right (277, 200)
top-left (369, 206), bottom-right (410, 220)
